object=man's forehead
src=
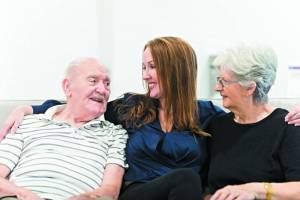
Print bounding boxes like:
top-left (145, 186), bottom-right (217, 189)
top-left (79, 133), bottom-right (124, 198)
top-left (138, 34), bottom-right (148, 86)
top-left (77, 61), bottom-right (109, 75)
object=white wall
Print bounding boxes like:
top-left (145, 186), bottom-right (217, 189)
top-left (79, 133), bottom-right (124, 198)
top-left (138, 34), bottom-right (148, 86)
top-left (1, 0), bottom-right (300, 100)
top-left (0, 0), bottom-right (112, 100)
top-left (111, 0), bottom-right (300, 99)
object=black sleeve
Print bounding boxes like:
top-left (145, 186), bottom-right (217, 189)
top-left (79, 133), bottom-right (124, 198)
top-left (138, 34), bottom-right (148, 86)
top-left (32, 99), bottom-right (64, 114)
top-left (279, 124), bottom-right (300, 180)
top-left (199, 136), bottom-right (211, 194)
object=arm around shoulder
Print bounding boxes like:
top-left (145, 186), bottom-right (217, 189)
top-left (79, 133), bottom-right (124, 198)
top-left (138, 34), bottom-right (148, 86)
top-left (0, 105), bottom-right (33, 138)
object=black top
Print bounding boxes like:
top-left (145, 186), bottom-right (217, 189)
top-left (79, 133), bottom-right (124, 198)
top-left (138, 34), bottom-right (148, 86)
top-left (206, 108), bottom-right (300, 193)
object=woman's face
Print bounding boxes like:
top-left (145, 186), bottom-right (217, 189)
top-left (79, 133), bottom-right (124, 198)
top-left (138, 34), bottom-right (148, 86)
top-left (142, 48), bottom-right (163, 99)
top-left (215, 67), bottom-right (247, 110)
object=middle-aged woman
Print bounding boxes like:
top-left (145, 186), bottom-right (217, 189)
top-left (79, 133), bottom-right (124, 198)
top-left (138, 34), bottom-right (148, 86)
top-left (205, 43), bottom-right (300, 200)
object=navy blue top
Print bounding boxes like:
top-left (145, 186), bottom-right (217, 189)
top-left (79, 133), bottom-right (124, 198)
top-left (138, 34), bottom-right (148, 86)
top-left (32, 94), bottom-right (224, 183)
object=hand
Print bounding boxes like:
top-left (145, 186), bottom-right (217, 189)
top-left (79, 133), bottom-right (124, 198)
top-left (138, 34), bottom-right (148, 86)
top-left (285, 106), bottom-right (300, 126)
top-left (210, 185), bottom-right (256, 200)
top-left (66, 194), bottom-right (94, 200)
top-left (66, 194), bottom-right (114, 200)
top-left (0, 105), bottom-right (32, 140)
top-left (16, 188), bottom-right (44, 200)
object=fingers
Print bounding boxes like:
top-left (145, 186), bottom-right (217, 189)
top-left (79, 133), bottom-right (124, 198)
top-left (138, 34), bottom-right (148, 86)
top-left (0, 121), bottom-right (15, 141)
top-left (210, 188), bottom-right (229, 200)
top-left (211, 186), bottom-right (256, 200)
top-left (285, 106), bottom-right (300, 126)
top-left (0, 107), bottom-right (26, 141)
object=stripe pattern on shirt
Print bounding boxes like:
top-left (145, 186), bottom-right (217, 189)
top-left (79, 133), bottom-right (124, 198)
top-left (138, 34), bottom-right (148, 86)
top-left (0, 114), bottom-right (127, 200)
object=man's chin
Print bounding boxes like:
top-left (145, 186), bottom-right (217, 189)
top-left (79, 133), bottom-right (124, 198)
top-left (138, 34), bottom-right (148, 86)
top-left (85, 106), bottom-right (106, 117)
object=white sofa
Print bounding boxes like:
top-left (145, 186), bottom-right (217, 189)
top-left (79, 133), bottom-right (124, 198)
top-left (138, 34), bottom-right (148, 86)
top-left (0, 98), bottom-right (299, 125)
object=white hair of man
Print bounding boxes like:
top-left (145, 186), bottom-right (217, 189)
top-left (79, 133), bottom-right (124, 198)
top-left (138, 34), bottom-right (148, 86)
top-left (213, 43), bottom-right (278, 104)
top-left (65, 57), bottom-right (109, 79)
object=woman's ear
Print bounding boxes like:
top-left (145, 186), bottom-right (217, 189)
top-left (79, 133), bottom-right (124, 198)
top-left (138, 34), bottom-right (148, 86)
top-left (62, 78), bottom-right (72, 98)
top-left (246, 81), bottom-right (257, 96)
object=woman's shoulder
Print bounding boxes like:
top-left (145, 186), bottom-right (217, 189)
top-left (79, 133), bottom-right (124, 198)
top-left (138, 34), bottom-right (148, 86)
top-left (197, 100), bottom-right (225, 117)
top-left (196, 100), bottom-right (225, 129)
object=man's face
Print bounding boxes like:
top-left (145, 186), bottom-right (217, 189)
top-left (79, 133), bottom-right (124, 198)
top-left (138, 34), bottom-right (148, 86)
top-left (66, 60), bottom-right (110, 119)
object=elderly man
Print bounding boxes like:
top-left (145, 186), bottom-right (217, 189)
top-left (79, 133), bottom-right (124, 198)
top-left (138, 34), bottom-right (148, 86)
top-left (0, 58), bottom-right (127, 200)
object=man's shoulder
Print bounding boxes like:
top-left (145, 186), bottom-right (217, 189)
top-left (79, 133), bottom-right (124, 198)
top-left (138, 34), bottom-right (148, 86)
top-left (19, 114), bottom-right (52, 128)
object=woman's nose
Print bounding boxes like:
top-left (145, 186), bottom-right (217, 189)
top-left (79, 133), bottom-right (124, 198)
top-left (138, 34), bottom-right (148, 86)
top-left (142, 70), bottom-right (151, 80)
top-left (215, 81), bottom-right (222, 91)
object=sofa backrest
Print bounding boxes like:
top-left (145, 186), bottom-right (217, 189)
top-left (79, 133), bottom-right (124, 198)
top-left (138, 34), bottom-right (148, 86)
top-left (0, 100), bottom-right (44, 126)
top-left (0, 98), bottom-right (299, 126)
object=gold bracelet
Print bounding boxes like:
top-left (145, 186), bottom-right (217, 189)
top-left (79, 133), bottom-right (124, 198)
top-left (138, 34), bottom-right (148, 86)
top-left (263, 182), bottom-right (273, 200)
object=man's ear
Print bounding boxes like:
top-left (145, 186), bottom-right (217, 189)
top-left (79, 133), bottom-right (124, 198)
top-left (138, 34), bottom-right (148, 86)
top-left (62, 78), bottom-right (72, 97)
top-left (246, 81), bottom-right (257, 96)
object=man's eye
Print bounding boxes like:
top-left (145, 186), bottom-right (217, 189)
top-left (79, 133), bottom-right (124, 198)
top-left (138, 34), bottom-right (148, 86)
top-left (89, 78), bottom-right (97, 84)
top-left (105, 81), bottom-right (110, 86)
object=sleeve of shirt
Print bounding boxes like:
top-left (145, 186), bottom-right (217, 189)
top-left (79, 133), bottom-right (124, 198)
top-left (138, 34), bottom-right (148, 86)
top-left (0, 133), bottom-right (24, 171)
top-left (104, 93), bottom-right (132, 125)
top-left (106, 123), bottom-right (128, 168)
top-left (279, 124), bottom-right (300, 180)
top-left (32, 99), bottom-right (63, 114)
top-left (105, 99), bottom-right (122, 125)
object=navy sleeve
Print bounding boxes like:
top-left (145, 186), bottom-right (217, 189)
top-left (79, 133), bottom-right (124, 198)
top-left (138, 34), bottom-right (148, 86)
top-left (105, 94), bottom-right (131, 125)
top-left (32, 99), bottom-right (63, 114)
top-left (198, 100), bottom-right (225, 130)
top-left (105, 93), bottom-right (139, 127)
top-left (105, 99), bottom-right (122, 125)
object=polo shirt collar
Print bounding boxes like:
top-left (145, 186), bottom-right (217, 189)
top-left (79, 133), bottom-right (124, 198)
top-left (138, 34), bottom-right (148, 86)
top-left (42, 105), bottom-right (105, 126)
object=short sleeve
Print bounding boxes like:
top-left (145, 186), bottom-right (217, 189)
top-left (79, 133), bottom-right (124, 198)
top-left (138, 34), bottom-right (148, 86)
top-left (0, 133), bottom-right (24, 170)
top-left (106, 123), bottom-right (128, 168)
top-left (279, 124), bottom-right (300, 180)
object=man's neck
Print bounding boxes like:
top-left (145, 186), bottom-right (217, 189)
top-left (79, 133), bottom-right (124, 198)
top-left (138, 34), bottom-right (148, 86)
top-left (52, 105), bottom-right (97, 128)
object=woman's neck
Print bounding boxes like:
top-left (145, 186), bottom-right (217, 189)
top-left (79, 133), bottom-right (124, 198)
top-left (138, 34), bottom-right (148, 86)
top-left (158, 100), bottom-right (173, 133)
top-left (233, 103), bottom-right (275, 124)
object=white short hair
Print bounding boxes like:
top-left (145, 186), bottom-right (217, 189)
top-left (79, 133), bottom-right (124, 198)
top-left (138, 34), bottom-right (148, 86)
top-left (65, 57), bottom-right (109, 78)
top-left (213, 43), bottom-right (278, 104)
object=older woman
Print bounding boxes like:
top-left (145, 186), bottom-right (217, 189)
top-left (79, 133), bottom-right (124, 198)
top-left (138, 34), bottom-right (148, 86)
top-left (206, 44), bottom-right (300, 200)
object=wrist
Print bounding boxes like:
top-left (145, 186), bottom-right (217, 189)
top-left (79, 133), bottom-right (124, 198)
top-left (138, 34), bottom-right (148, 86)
top-left (15, 186), bottom-right (26, 197)
top-left (239, 182), bottom-right (265, 199)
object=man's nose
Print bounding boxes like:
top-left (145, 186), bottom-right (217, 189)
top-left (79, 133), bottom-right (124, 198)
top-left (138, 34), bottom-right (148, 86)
top-left (96, 82), bottom-right (109, 94)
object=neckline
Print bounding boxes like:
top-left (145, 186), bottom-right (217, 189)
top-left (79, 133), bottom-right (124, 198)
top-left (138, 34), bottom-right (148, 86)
top-left (230, 108), bottom-right (282, 126)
